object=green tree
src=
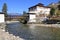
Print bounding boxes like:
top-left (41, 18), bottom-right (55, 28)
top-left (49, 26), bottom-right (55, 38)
top-left (23, 11), bottom-right (27, 16)
top-left (23, 11), bottom-right (26, 14)
top-left (50, 8), bottom-right (55, 16)
top-left (2, 3), bottom-right (8, 17)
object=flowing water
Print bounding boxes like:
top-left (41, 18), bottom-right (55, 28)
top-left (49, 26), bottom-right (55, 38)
top-left (6, 22), bottom-right (60, 40)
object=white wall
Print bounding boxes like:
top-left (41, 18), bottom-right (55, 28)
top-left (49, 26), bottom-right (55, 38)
top-left (37, 6), bottom-right (51, 15)
top-left (28, 6), bottom-right (51, 22)
top-left (29, 14), bottom-right (36, 22)
top-left (28, 6), bottom-right (51, 16)
top-left (0, 14), bottom-right (5, 23)
top-left (28, 11), bottom-right (37, 13)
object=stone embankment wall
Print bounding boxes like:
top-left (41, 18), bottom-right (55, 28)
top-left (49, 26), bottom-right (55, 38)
top-left (0, 23), bottom-right (24, 40)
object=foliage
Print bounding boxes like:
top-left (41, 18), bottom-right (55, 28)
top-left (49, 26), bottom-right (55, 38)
top-left (50, 8), bottom-right (55, 16)
top-left (56, 10), bottom-right (60, 16)
top-left (23, 11), bottom-right (26, 14)
top-left (2, 3), bottom-right (8, 17)
top-left (23, 11), bottom-right (27, 15)
top-left (58, 5), bottom-right (60, 10)
top-left (56, 5), bottom-right (60, 16)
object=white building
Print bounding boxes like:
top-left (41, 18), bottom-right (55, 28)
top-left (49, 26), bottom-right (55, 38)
top-left (0, 12), bottom-right (5, 23)
top-left (28, 3), bottom-right (51, 23)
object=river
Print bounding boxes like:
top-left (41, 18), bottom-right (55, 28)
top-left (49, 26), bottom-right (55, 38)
top-left (6, 22), bottom-right (60, 40)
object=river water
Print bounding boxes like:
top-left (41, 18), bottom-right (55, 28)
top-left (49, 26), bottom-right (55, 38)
top-left (6, 22), bottom-right (60, 40)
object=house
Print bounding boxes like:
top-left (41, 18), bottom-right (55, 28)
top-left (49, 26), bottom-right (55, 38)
top-left (28, 3), bottom-right (51, 23)
top-left (0, 12), bottom-right (5, 23)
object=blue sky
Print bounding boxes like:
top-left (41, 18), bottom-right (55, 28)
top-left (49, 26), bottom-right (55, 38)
top-left (0, 0), bottom-right (59, 15)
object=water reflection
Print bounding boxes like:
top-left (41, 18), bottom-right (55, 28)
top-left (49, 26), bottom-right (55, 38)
top-left (6, 22), bottom-right (60, 40)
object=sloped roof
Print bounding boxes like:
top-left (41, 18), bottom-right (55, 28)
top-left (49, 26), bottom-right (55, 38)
top-left (0, 12), bottom-right (4, 14)
top-left (28, 13), bottom-right (36, 14)
top-left (29, 3), bottom-right (50, 9)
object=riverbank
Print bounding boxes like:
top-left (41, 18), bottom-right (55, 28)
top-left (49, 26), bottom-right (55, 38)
top-left (6, 21), bottom-right (20, 24)
top-left (0, 23), bottom-right (6, 30)
top-left (27, 24), bottom-right (60, 28)
top-left (0, 21), bottom-right (25, 40)
top-left (0, 29), bottom-right (24, 40)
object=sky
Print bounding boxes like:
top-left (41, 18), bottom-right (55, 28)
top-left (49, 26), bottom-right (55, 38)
top-left (0, 0), bottom-right (59, 15)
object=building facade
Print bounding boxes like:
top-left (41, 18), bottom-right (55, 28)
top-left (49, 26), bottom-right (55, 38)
top-left (0, 12), bottom-right (5, 23)
top-left (28, 3), bottom-right (51, 23)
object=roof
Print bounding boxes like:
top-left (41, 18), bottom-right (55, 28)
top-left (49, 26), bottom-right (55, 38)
top-left (29, 3), bottom-right (50, 9)
top-left (0, 12), bottom-right (4, 14)
top-left (28, 13), bottom-right (36, 14)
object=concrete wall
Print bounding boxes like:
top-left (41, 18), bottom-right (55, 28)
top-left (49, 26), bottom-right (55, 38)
top-left (0, 14), bottom-right (5, 23)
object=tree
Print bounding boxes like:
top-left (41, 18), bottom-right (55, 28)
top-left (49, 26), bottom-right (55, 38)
top-left (2, 3), bottom-right (8, 17)
top-left (23, 11), bottom-right (26, 14)
top-left (23, 11), bottom-right (27, 16)
top-left (50, 8), bottom-right (55, 16)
